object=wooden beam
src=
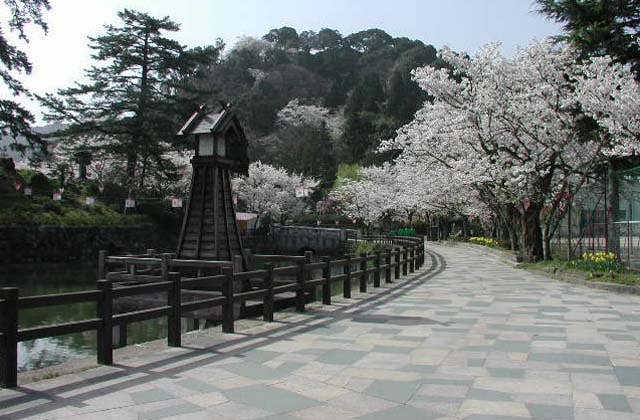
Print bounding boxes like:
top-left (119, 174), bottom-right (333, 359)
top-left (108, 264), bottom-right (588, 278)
top-left (213, 164), bottom-right (219, 258)
top-left (195, 166), bottom-right (208, 259)
top-left (176, 163), bottom-right (198, 258)
top-left (221, 169), bottom-right (233, 261)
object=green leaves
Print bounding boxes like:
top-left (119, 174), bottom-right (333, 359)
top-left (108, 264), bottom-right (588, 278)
top-left (0, 0), bottom-right (50, 153)
top-left (41, 8), bottom-right (220, 190)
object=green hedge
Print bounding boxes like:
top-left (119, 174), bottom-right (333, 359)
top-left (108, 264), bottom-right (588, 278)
top-left (389, 227), bottom-right (416, 236)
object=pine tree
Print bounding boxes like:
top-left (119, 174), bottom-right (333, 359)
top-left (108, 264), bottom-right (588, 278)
top-left (0, 0), bottom-right (50, 154)
top-left (40, 9), bottom-right (220, 189)
top-left (537, 0), bottom-right (640, 74)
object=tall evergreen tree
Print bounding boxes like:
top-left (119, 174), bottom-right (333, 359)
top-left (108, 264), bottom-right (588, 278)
top-left (0, 0), bottom-right (50, 154)
top-left (40, 9), bottom-right (219, 189)
top-left (537, 0), bottom-right (640, 74)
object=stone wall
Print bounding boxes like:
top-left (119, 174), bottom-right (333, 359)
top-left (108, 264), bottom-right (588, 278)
top-left (0, 225), bottom-right (174, 264)
top-left (270, 225), bottom-right (359, 255)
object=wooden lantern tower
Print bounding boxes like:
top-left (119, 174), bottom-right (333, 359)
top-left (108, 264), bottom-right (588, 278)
top-left (176, 103), bottom-right (249, 265)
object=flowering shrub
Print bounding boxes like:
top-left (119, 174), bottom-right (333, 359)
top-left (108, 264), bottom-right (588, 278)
top-left (469, 237), bottom-right (500, 248)
top-left (572, 251), bottom-right (623, 272)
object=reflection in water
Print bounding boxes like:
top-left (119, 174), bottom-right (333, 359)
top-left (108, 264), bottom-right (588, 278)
top-left (0, 264), bottom-right (167, 372)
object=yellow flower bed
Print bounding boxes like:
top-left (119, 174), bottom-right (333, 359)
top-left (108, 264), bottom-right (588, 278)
top-left (581, 251), bottom-right (617, 263)
top-left (572, 250), bottom-right (622, 272)
top-left (469, 236), bottom-right (500, 247)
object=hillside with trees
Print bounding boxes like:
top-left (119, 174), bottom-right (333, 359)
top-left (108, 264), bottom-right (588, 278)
top-left (197, 27), bottom-right (441, 185)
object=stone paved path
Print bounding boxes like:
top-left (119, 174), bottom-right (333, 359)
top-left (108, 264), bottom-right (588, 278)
top-left (2, 243), bottom-right (640, 419)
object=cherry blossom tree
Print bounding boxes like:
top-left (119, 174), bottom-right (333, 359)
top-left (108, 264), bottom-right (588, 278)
top-left (232, 161), bottom-right (318, 228)
top-left (329, 158), bottom-right (491, 235)
top-left (575, 55), bottom-right (640, 152)
top-left (382, 40), bottom-right (617, 261)
top-left (276, 98), bottom-right (344, 139)
top-left (330, 165), bottom-right (395, 229)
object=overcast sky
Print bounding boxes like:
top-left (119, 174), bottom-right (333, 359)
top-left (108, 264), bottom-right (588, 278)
top-left (14, 0), bottom-right (562, 123)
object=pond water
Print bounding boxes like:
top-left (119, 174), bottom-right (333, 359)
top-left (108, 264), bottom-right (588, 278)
top-left (0, 264), bottom-right (167, 372)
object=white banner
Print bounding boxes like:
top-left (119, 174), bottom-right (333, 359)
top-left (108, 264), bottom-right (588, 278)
top-left (295, 186), bottom-right (311, 198)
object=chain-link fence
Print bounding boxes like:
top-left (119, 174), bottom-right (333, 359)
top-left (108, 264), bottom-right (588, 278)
top-left (550, 166), bottom-right (640, 269)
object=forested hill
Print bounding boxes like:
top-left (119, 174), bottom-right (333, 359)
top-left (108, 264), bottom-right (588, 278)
top-left (198, 27), bottom-right (442, 183)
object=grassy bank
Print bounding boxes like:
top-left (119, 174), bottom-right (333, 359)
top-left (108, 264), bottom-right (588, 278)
top-left (0, 195), bottom-right (149, 227)
top-left (518, 259), bottom-right (640, 286)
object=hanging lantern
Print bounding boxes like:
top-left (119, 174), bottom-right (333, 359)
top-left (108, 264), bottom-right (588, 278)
top-left (24, 187), bottom-right (32, 196)
top-left (171, 197), bottom-right (183, 208)
top-left (125, 198), bottom-right (136, 208)
top-left (52, 192), bottom-right (62, 201)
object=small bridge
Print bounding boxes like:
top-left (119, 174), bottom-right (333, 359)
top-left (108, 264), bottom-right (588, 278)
top-left (270, 225), bottom-right (359, 254)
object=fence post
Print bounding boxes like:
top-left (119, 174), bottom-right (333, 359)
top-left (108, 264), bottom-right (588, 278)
top-left (145, 249), bottom-right (156, 271)
top-left (409, 246), bottom-right (415, 274)
top-left (343, 254), bottom-right (352, 298)
top-left (97, 279), bottom-right (113, 365)
top-left (115, 324), bottom-right (127, 348)
top-left (394, 247), bottom-right (401, 279)
top-left (296, 257), bottom-right (308, 312)
top-left (98, 250), bottom-right (107, 280)
top-left (322, 257), bottom-right (332, 305)
top-left (402, 248), bottom-right (408, 276)
top-left (167, 272), bottom-right (181, 348)
top-left (359, 253), bottom-right (367, 292)
top-left (222, 267), bottom-right (235, 333)
top-left (0, 287), bottom-right (18, 388)
top-left (263, 263), bottom-right (274, 322)
top-left (374, 251), bottom-right (381, 287)
top-left (385, 249), bottom-right (392, 283)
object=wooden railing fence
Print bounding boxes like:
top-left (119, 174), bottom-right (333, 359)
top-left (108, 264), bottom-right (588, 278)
top-left (0, 236), bottom-right (424, 388)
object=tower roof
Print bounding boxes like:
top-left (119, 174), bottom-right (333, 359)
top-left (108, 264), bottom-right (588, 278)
top-left (177, 104), bottom-right (232, 136)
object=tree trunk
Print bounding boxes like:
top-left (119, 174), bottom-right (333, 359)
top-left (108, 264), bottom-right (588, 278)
top-left (509, 208), bottom-right (519, 251)
top-left (138, 155), bottom-right (148, 190)
top-left (543, 223), bottom-right (552, 260)
top-left (126, 153), bottom-right (137, 186)
top-left (607, 162), bottom-right (620, 257)
top-left (522, 202), bottom-right (544, 262)
top-left (509, 228), bottom-right (517, 252)
top-left (462, 216), bottom-right (469, 237)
